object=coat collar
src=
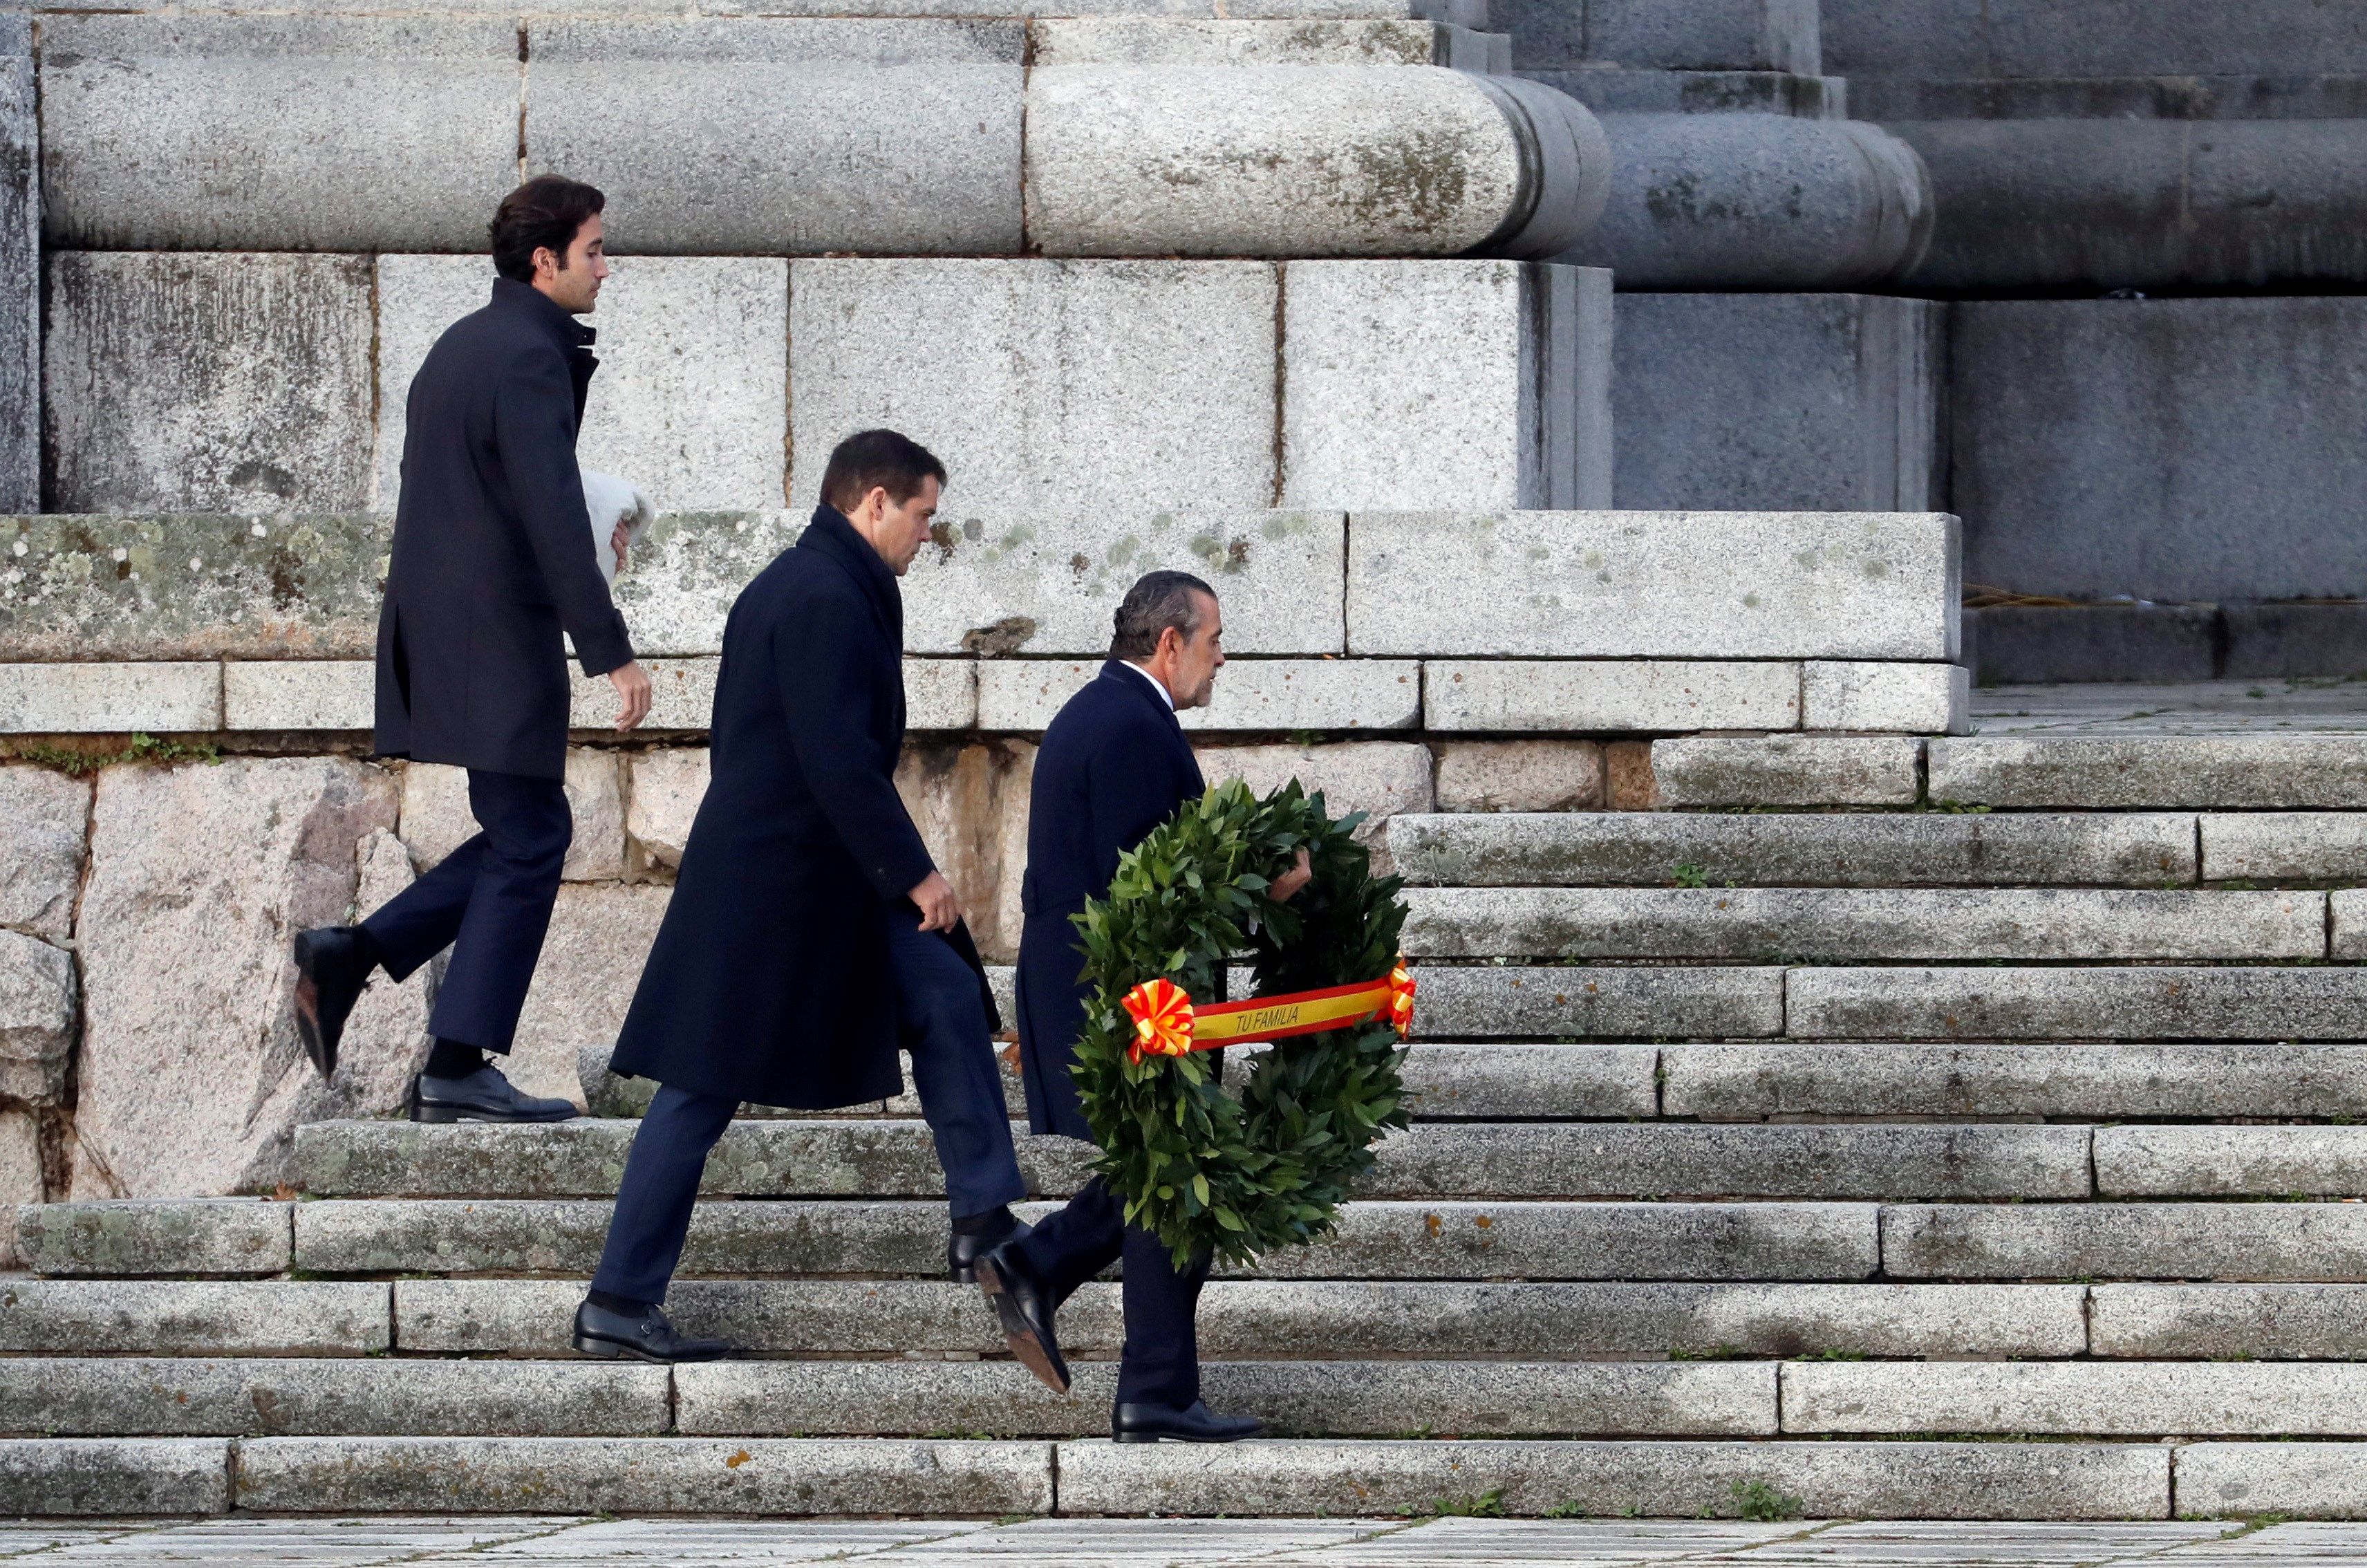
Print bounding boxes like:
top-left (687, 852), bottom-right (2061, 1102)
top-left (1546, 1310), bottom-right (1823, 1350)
top-left (1098, 657), bottom-right (1187, 737)
top-left (490, 277), bottom-right (597, 356)
top-left (801, 505), bottom-right (904, 639)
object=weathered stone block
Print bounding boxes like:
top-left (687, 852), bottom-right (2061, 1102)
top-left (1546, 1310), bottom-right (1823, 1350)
top-left (527, 19), bottom-right (1023, 256)
top-left (1347, 511), bottom-right (1960, 660)
top-left (1652, 735), bottom-right (1921, 805)
top-left (0, 515), bottom-right (390, 662)
top-left (0, 1356), bottom-right (671, 1438)
top-left (1501, 0), bottom-right (1818, 71)
top-left (1427, 660), bottom-right (1801, 732)
top-left (1405, 887), bottom-right (2320, 962)
top-left (77, 758), bottom-right (401, 1196)
top-left (510, 884), bottom-right (672, 1107)
top-left (975, 660), bottom-right (1418, 732)
top-left (1194, 743), bottom-right (1433, 841)
top-left (1284, 262), bottom-right (1611, 511)
top-left (0, 1280), bottom-right (388, 1356)
top-left (1787, 967), bottom-right (2367, 1042)
top-left (0, 661), bottom-right (219, 734)
top-left (2205, 812), bottom-right (2367, 881)
top-left (625, 748), bottom-right (708, 870)
top-left (1387, 808), bottom-right (2198, 887)
top-left (37, 15), bottom-right (518, 252)
top-left (568, 657), bottom-right (717, 731)
top-left (221, 661), bottom-right (371, 731)
top-left (2090, 1285), bottom-right (2367, 1362)
top-left (0, 928), bottom-right (73, 1105)
top-left (894, 739), bottom-right (1033, 961)
top-left (1397, 1043), bottom-right (1654, 1119)
top-left (675, 1358), bottom-right (1776, 1437)
top-left (1881, 1202), bottom-right (2367, 1282)
top-left (789, 259), bottom-right (1277, 516)
top-left (1931, 736), bottom-right (2367, 810)
top-left (1054, 1437), bottom-right (2166, 1520)
top-left (45, 252), bottom-right (375, 514)
top-left (1614, 294), bottom-right (1941, 514)
top-left (2178, 1443), bottom-right (2367, 1522)
top-left (904, 659), bottom-right (977, 731)
top-left (232, 1435), bottom-right (1054, 1516)
top-left (0, 1437), bottom-right (228, 1516)
top-left (1822, 0), bottom-right (2367, 78)
top-left (0, 22), bottom-right (32, 516)
top-left (1031, 18), bottom-right (1440, 64)
top-left (1027, 66), bottom-right (1560, 259)
top-left (1784, 1361), bottom-right (2367, 1437)
top-left (1965, 603), bottom-right (2220, 687)
top-left (2096, 1126), bottom-right (2367, 1199)
top-left (1414, 964), bottom-right (1783, 1039)
top-left (1432, 740), bottom-right (1603, 812)
top-left (1560, 113), bottom-right (1934, 290)
top-left (1803, 661), bottom-right (1966, 734)
top-left (1954, 298), bottom-right (2367, 602)
top-left (0, 766), bottom-right (87, 940)
top-left (373, 254), bottom-right (789, 514)
top-left (1604, 739), bottom-right (1658, 808)
top-left (2323, 890), bottom-right (2367, 961)
top-left (18, 1200), bottom-right (290, 1277)
top-left (903, 511), bottom-right (1345, 655)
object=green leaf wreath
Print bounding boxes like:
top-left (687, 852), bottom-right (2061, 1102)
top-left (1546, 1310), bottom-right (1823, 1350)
top-left (1068, 778), bottom-right (1412, 1267)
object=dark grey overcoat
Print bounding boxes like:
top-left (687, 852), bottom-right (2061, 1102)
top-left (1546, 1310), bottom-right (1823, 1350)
top-left (373, 277), bottom-right (634, 781)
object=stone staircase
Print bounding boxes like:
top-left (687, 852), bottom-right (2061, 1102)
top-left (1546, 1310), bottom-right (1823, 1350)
top-left (13, 725), bottom-right (2367, 1522)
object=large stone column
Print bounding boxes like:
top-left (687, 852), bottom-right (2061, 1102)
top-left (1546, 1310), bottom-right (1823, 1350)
top-left (0, 11), bottom-right (33, 513)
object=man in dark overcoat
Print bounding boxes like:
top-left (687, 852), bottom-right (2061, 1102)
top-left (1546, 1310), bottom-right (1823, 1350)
top-left (290, 174), bottom-right (652, 1123)
top-left (570, 429), bottom-right (1025, 1363)
top-left (976, 571), bottom-right (1307, 1443)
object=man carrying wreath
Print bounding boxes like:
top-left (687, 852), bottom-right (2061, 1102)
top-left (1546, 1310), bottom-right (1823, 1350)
top-left (977, 572), bottom-right (1310, 1444)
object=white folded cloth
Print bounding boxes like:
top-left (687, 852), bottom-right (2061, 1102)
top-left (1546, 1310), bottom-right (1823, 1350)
top-left (580, 469), bottom-right (655, 588)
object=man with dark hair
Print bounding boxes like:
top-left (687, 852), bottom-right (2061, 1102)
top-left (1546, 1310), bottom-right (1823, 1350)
top-left (975, 571), bottom-right (1308, 1443)
top-left (290, 174), bottom-right (651, 1123)
top-left (570, 429), bottom-right (1025, 1363)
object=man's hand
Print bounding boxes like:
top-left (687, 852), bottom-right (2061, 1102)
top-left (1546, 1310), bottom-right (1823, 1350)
top-left (609, 660), bottom-right (652, 732)
top-left (609, 520), bottom-right (632, 576)
top-left (910, 870), bottom-right (962, 933)
top-left (1273, 846), bottom-right (1314, 903)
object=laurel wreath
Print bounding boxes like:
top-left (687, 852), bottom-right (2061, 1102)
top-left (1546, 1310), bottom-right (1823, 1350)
top-left (1067, 778), bottom-right (1412, 1267)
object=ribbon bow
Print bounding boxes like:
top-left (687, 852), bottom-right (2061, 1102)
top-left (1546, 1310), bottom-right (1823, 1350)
top-left (1121, 976), bottom-right (1196, 1063)
top-left (1387, 957), bottom-right (1417, 1038)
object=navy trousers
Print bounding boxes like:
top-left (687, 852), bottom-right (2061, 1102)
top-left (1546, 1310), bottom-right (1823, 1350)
top-left (589, 912), bottom-right (1026, 1305)
top-left (1015, 1175), bottom-right (1210, 1411)
top-left (362, 769), bottom-right (572, 1054)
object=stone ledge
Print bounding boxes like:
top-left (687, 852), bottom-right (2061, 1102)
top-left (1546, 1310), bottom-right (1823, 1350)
top-left (2178, 1442), bottom-right (2367, 1521)
top-left (0, 661), bottom-right (218, 732)
top-left (19, 1199), bottom-right (292, 1278)
top-left (1051, 1437), bottom-right (2168, 1520)
top-left (1784, 1361), bottom-right (2367, 1437)
top-left (0, 1280), bottom-right (390, 1356)
top-left (0, 1437), bottom-right (229, 1516)
top-left (1425, 660), bottom-right (1801, 732)
top-left (976, 658), bottom-right (1419, 731)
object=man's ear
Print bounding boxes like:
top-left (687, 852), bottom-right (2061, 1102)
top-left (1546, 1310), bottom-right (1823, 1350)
top-left (1155, 624), bottom-right (1186, 662)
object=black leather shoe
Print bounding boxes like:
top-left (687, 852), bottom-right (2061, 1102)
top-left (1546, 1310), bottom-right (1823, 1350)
top-left (410, 1064), bottom-right (578, 1123)
top-left (1112, 1400), bottom-right (1264, 1444)
top-left (292, 926), bottom-right (375, 1080)
top-left (975, 1236), bottom-right (1069, 1394)
top-left (572, 1299), bottom-right (737, 1363)
top-left (948, 1215), bottom-right (1030, 1285)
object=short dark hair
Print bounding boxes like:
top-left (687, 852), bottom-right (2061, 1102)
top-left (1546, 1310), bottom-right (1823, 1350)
top-left (1110, 570), bottom-right (1216, 660)
top-left (820, 429), bottom-right (948, 512)
top-left (490, 176), bottom-right (606, 284)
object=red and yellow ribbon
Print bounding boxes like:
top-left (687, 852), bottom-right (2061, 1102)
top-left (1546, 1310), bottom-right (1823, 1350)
top-left (1121, 960), bottom-right (1416, 1063)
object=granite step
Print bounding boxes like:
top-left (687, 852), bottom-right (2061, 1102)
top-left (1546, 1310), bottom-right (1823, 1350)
top-left (1661, 1041), bottom-right (2367, 1120)
top-left (289, 1119), bottom-right (2095, 1202)
top-left (1788, 967), bottom-right (2367, 1042)
top-left (1779, 1360), bottom-right (2367, 1438)
top-left (0, 1277), bottom-right (2087, 1361)
top-left (1387, 811), bottom-right (2200, 888)
top-left (1401, 887), bottom-right (2323, 962)
top-left (1882, 1202), bottom-right (2367, 1282)
top-left (1929, 736), bottom-right (2367, 810)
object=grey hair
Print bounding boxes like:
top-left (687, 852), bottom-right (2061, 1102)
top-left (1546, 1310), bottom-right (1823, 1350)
top-left (1110, 570), bottom-right (1217, 660)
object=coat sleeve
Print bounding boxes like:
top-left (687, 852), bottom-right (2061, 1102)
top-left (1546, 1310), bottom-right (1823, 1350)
top-left (492, 351), bottom-right (637, 678)
top-left (774, 590), bottom-right (937, 902)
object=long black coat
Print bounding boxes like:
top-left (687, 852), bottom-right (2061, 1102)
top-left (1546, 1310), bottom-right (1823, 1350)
top-left (610, 506), bottom-right (997, 1110)
top-left (1016, 661), bottom-right (1206, 1140)
top-left (374, 277), bottom-right (634, 781)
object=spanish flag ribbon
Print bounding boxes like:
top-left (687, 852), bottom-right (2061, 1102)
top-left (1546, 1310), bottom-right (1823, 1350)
top-left (1121, 959), bottom-right (1417, 1064)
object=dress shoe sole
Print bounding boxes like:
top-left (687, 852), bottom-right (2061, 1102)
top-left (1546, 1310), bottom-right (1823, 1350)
top-left (1112, 1424), bottom-right (1266, 1444)
top-left (570, 1329), bottom-right (729, 1365)
top-left (948, 1265), bottom-right (977, 1285)
top-left (412, 1103), bottom-right (579, 1124)
top-left (975, 1257), bottom-right (1072, 1395)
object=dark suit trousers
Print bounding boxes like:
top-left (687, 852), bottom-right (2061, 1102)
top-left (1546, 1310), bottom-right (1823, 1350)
top-left (588, 915), bottom-right (1026, 1306)
top-left (361, 769), bottom-right (572, 1054)
top-left (1016, 1175), bottom-right (1211, 1411)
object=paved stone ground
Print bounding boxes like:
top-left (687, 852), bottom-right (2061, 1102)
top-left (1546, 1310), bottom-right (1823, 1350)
top-left (1973, 678), bottom-right (2367, 733)
top-left (0, 1518), bottom-right (2356, 1566)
